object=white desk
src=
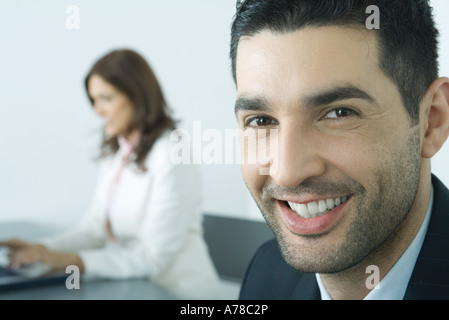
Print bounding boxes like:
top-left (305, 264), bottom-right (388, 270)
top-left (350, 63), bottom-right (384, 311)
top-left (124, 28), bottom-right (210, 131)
top-left (0, 221), bottom-right (177, 300)
top-left (0, 277), bottom-right (176, 300)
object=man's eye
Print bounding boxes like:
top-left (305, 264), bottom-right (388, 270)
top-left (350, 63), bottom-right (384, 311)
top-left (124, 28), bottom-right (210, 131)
top-left (325, 107), bottom-right (358, 119)
top-left (245, 116), bottom-right (276, 127)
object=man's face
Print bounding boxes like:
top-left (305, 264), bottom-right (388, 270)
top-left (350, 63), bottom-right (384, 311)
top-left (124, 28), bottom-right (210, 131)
top-left (235, 26), bottom-right (423, 273)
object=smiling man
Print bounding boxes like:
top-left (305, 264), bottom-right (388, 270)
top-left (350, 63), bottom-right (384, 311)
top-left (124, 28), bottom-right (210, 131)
top-left (231, 0), bottom-right (449, 300)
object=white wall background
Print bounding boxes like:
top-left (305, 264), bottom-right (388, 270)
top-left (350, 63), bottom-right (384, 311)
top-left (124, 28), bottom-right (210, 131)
top-left (430, 0), bottom-right (449, 193)
top-left (0, 1), bottom-right (448, 228)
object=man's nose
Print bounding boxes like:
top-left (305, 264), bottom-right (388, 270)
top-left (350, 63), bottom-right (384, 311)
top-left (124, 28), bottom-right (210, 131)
top-left (267, 125), bottom-right (326, 188)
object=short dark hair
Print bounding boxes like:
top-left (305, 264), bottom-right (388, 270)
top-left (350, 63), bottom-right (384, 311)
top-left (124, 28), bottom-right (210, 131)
top-left (85, 49), bottom-right (176, 171)
top-left (230, 0), bottom-right (440, 124)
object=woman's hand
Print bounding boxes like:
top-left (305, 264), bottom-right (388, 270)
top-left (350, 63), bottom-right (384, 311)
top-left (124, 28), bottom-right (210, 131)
top-left (0, 238), bottom-right (85, 272)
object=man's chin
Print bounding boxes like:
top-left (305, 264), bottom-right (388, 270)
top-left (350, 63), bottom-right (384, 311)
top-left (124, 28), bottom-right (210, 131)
top-left (274, 230), bottom-right (362, 274)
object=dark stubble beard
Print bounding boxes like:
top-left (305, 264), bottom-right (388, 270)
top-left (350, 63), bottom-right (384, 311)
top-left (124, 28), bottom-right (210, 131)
top-left (251, 126), bottom-right (422, 274)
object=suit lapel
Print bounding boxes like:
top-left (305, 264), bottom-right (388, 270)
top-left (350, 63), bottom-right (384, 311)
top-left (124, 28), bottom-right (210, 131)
top-left (291, 273), bottom-right (321, 300)
top-left (404, 175), bottom-right (449, 299)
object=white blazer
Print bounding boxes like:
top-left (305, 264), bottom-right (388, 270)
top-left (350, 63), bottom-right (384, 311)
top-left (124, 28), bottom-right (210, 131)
top-left (39, 130), bottom-right (223, 300)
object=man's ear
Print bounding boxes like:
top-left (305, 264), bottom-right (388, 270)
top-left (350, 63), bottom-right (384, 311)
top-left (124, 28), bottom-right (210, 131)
top-left (421, 77), bottom-right (449, 159)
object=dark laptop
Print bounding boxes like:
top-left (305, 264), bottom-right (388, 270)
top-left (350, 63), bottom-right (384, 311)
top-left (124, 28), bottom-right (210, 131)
top-left (0, 263), bottom-right (67, 292)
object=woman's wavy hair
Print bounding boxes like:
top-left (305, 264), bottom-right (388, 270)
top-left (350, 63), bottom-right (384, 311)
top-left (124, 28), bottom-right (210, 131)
top-left (85, 49), bottom-right (176, 171)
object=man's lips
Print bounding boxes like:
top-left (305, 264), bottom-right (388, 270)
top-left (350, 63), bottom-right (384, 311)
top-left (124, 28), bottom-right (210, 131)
top-left (278, 195), bottom-right (352, 235)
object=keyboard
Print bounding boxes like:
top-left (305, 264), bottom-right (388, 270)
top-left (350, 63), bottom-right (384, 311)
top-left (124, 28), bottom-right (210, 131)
top-left (0, 266), bottom-right (18, 278)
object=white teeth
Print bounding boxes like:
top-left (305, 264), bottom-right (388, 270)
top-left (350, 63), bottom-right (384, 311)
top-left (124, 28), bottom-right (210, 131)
top-left (288, 196), bottom-right (349, 219)
top-left (335, 197), bottom-right (341, 206)
top-left (318, 200), bottom-right (327, 213)
top-left (326, 198), bottom-right (334, 210)
top-left (307, 202), bottom-right (318, 216)
top-left (297, 203), bottom-right (309, 218)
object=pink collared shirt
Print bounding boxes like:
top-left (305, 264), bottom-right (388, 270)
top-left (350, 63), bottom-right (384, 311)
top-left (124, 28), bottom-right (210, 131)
top-left (105, 134), bottom-right (141, 241)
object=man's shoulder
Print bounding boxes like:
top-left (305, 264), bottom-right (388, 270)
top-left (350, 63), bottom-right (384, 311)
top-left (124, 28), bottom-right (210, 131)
top-left (405, 175), bottom-right (449, 299)
top-left (239, 239), bottom-right (319, 300)
top-left (247, 238), bottom-right (283, 265)
top-left (426, 175), bottom-right (449, 240)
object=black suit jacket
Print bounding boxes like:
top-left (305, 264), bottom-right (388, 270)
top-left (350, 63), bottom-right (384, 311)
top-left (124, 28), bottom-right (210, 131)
top-left (239, 175), bottom-right (449, 300)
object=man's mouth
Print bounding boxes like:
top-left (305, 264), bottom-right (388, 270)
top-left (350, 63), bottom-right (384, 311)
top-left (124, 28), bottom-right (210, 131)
top-left (285, 196), bottom-right (351, 219)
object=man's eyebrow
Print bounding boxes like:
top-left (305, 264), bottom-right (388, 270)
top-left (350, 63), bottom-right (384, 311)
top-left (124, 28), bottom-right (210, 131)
top-left (302, 85), bottom-right (378, 109)
top-left (234, 85), bottom-right (378, 115)
top-left (234, 96), bottom-right (271, 115)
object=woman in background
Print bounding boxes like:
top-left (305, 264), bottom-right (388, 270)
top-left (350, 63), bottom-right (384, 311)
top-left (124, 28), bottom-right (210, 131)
top-left (0, 49), bottom-right (222, 300)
